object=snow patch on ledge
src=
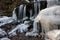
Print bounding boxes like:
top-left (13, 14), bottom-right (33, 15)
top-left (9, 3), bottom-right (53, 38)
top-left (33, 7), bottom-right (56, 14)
top-left (0, 16), bottom-right (14, 26)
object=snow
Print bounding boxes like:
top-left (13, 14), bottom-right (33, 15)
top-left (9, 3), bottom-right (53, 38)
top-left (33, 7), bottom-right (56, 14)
top-left (12, 8), bottom-right (17, 21)
top-left (0, 28), bottom-right (7, 37)
top-left (8, 21), bottom-right (30, 36)
top-left (46, 30), bottom-right (60, 40)
top-left (18, 24), bottom-right (29, 33)
top-left (1, 37), bottom-right (10, 40)
top-left (0, 16), bottom-right (14, 26)
top-left (9, 31), bottom-right (17, 36)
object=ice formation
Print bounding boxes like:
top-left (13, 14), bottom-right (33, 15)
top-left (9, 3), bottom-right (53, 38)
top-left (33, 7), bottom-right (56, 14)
top-left (12, 5), bottom-right (27, 22)
top-left (8, 21), bottom-right (30, 36)
top-left (0, 28), bottom-right (7, 37)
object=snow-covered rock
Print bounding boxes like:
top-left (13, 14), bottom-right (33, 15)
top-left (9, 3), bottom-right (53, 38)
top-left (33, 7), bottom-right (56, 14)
top-left (26, 6), bottom-right (60, 36)
top-left (45, 30), bottom-right (60, 40)
top-left (18, 24), bottom-right (29, 33)
top-left (8, 21), bottom-right (30, 36)
top-left (0, 28), bottom-right (7, 37)
top-left (0, 16), bottom-right (14, 26)
top-left (1, 37), bottom-right (10, 40)
top-left (9, 31), bottom-right (17, 37)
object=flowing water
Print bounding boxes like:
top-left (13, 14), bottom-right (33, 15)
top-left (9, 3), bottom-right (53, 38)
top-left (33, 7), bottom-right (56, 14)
top-left (12, 0), bottom-right (41, 22)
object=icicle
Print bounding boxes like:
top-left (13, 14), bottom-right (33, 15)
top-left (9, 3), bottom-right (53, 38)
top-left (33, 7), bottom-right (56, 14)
top-left (30, 9), bottom-right (35, 21)
top-left (12, 8), bottom-right (17, 21)
top-left (23, 5), bottom-right (26, 18)
top-left (34, 0), bottom-right (38, 17)
top-left (19, 5), bottom-right (24, 19)
top-left (30, 9), bottom-right (32, 17)
top-left (37, 0), bottom-right (40, 12)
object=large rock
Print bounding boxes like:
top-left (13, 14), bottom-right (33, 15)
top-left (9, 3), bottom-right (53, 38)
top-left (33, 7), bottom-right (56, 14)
top-left (26, 6), bottom-right (60, 36)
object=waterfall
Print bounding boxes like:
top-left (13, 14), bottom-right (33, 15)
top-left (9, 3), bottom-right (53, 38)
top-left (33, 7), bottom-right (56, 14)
top-left (30, 9), bottom-right (32, 17)
top-left (12, 0), bottom-right (41, 22)
top-left (37, 0), bottom-right (40, 12)
top-left (33, 0), bottom-right (40, 18)
top-left (47, 0), bottom-right (58, 7)
top-left (18, 5), bottom-right (27, 23)
top-left (19, 5), bottom-right (24, 20)
top-left (23, 5), bottom-right (26, 18)
top-left (12, 5), bottom-right (25, 22)
top-left (33, 0), bottom-right (38, 17)
top-left (12, 8), bottom-right (17, 21)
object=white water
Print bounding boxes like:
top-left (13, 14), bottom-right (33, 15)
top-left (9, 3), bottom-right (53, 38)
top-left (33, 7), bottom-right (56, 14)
top-left (30, 9), bottom-right (32, 17)
top-left (12, 5), bottom-right (27, 22)
top-left (34, 0), bottom-right (38, 17)
top-left (37, 0), bottom-right (40, 12)
top-left (19, 5), bottom-right (24, 19)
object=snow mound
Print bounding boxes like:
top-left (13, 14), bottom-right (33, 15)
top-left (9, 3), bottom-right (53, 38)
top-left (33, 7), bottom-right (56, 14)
top-left (18, 24), bottom-right (29, 33)
top-left (1, 37), bottom-right (10, 40)
top-left (0, 28), bottom-right (7, 37)
top-left (0, 16), bottom-right (14, 26)
top-left (8, 21), bottom-right (30, 36)
top-left (9, 31), bottom-right (17, 37)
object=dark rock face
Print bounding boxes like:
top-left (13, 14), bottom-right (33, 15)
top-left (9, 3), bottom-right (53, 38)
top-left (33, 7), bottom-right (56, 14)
top-left (0, 0), bottom-right (26, 16)
top-left (40, 1), bottom-right (47, 10)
